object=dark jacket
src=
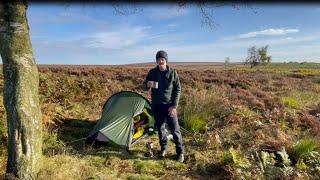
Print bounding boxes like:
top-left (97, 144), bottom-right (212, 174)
top-left (143, 66), bottom-right (181, 107)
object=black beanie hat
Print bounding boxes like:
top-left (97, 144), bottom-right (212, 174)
top-left (156, 50), bottom-right (168, 61)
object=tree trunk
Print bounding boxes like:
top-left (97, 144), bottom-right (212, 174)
top-left (0, 1), bottom-right (42, 179)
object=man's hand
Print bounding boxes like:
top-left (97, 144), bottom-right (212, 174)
top-left (168, 106), bottom-right (177, 117)
top-left (147, 81), bottom-right (154, 88)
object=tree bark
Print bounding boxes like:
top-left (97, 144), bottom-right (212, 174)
top-left (0, 1), bottom-right (42, 179)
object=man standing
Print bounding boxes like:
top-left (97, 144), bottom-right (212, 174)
top-left (143, 50), bottom-right (184, 162)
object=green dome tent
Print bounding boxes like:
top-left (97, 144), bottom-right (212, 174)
top-left (86, 91), bottom-right (155, 149)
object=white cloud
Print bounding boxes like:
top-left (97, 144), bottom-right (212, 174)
top-left (225, 28), bottom-right (299, 40)
top-left (85, 26), bottom-right (151, 49)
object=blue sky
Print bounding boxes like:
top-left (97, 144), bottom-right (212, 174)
top-left (13, 3), bottom-right (320, 64)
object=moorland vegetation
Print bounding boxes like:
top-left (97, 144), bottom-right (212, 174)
top-left (0, 62), bottom-right (320, 179)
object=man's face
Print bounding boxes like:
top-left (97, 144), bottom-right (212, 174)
top-left (156, 58), bottom-right (167, 67)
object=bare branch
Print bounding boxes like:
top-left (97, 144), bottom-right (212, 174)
top-left (197, 2), bottom-right (219, 29)
top-left (188, 2), bottom-right (258, 29)
top-left (111, 2), bottom-right (143, 16)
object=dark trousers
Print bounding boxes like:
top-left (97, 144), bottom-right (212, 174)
top-left (152, 104), bottom-right (184, 155)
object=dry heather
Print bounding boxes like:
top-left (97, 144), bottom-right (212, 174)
top-left (0, 63), bottom-right (320, 179)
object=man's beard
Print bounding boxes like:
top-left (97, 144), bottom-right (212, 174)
top-left (158, 64), bottom-right (167, 71)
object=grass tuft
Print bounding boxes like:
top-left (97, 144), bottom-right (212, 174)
top-left (125, 173), bottom-right (156, 180)
top-left (295, 159), bottom-right (308, 170)
top-left (292, 139), bottom-right (318, 161)
top-left (282, 97), bottom-right (300, 109)
top-left (42, 132), bottom-right (66, 156)
top-left (183, 113), bottom-right (207, 133)
top-left (134, 159), bottom-right (165, 176)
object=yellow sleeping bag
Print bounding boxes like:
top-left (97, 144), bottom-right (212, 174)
top-left (133, 126), bottom-right (145, 139)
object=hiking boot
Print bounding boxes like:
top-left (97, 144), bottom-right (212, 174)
top-left (159, 149), bottom-right (167, 158)
top-left (178, 153), bottom-right (184, 163)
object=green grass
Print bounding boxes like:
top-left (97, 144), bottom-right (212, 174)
top-left (125, 174), bottom-right (156, 180)
top-left (295, 159), bottom-right (308, 170)
top-left (281, 90), bottom-right (320, 112)
top-left (257, 62), bottom-right (320, 70)
top-left (182, 113), bottom-right (207, 133)
top-left (37, 155), bottom-right (111, 180)
top-left (282, 97), bottom-right (300, 109)
top-left (134, 160), bottom-right (165, 175)
top-left (42, 131), bottom-right (66, 156)
top-left (292, 139), bottom-right (318, 161)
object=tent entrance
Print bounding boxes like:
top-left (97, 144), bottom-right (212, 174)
top-left (132, 108), bottom-right (155, 144)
